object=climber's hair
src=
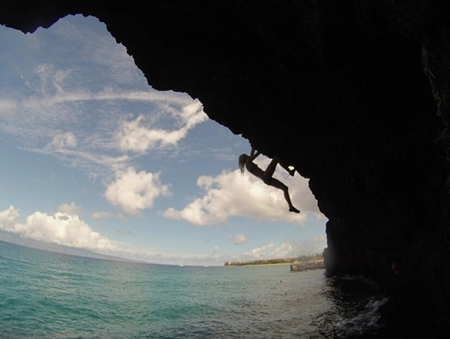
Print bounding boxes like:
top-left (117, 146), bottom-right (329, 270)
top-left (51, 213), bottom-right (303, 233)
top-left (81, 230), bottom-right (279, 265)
top-left (238, 154), bottom-right (249, 175)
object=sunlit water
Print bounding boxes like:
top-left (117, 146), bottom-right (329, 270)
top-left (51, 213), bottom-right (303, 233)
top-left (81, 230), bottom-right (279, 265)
top-left (0, 241), bottom-right (387, 339)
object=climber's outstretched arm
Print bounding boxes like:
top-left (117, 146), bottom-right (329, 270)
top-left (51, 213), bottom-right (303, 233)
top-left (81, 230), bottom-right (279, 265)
top-left (249, 147), bottom-right (261, 161)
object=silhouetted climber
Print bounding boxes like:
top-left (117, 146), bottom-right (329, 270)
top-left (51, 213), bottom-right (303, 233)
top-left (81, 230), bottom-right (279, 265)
top-left (238, 147), bottom-right (300, 213)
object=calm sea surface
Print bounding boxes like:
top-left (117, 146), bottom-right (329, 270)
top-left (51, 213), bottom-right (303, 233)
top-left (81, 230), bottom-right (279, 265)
top-left (0, 241), bottom-right (388, 339)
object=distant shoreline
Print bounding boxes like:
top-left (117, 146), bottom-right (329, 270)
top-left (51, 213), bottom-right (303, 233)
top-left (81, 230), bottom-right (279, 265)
top-left (223, 261), bottom-right (325, 271)
top-left (290, 260), bottom-right (325, 272)
top-left (225, 262), bottom-right (293, 267)
top-left (224, 256), bottom-right (324, 268)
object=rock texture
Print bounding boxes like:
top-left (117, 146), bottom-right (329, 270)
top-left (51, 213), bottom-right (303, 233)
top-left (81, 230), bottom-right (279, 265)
top-left (2, 0), bottom-right (450, 331)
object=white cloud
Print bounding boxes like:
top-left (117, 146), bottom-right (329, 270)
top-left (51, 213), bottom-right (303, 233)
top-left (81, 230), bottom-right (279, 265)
top-left (115, 101), bottom-right (207, 153)
top-left (58, 202), bottom-right (82, 216)
top-left (0, 205), bottom-right (117, 251)
top-left (0, 205), bottom-right (20, 231)
top-left (234, 233), bottom-right (247, 245)
top-left (242, 238), bottom-right (326, 260)
top-left (0, 84), bottom-right (205, 179)
top-left (46, 132), bottom-right (77, 150)
top-left (104, 167), bottom-right (170, 216)
top-left (269, 242), bottom-right (296, 258)
top-left (2, 88), bottom-right (202, 145)
top-left (19, 89), bottom-right (198, 112)
top-left (48, 15), bottom-right (144, 86)
top-left (0, 21), bottom-right (207, 176)
top-left (91, 211), bottom-right (115, 219)
top-left (163, 166), bottom-right (323, 226)
top-left (180, 100), bottom-right (209, 129)
top-left (244, 242), bottom-right (275, 259)
top-left (34, 64), bottom-right (71, 96)
top-left (0, 98), bottom-right (17, 115)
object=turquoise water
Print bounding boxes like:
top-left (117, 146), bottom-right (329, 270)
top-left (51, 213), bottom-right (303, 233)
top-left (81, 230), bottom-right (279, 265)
top-left (0, 241), bottom-right (386, 338)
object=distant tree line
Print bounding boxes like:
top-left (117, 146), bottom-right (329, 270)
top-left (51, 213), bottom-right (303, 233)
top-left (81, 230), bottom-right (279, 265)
top-left (224, 252), bottom-right (323, 266)
top-left (295, 253), bottom-right (323, 262)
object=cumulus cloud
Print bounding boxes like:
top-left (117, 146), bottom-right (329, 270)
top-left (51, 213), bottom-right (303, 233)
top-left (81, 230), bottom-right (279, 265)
top-left (234, 233), bottom-right (247, 245)
top-left (115, 101), bottom-right (207, 153)
top-left (163, 166), bottom-right (323, 226)
top-left (104, 167), bottom-right (170, 216)
top-left (0, 205), bottom-right (117, 251)
top-left (0, 205), bottom-right (20, 230)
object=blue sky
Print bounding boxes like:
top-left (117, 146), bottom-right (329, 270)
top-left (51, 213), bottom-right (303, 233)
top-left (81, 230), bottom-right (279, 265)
top-left (0, 15), bottom-right (326, 266)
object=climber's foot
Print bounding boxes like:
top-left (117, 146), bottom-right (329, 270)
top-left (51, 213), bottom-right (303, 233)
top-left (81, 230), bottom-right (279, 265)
top-left (289, 206), bottom-right (300, 213)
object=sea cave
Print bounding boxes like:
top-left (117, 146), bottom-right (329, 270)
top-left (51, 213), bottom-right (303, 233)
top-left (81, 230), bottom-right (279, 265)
top-left (2, 0), bottom-right (450, 332)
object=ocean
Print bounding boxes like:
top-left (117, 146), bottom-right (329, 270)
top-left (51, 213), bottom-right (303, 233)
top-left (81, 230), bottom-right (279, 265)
top-left (0, 241), bottom-right (388, 339)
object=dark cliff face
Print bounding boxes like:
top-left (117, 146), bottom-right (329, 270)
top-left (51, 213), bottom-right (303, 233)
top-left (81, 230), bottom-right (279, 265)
top-left (2, 0), bottom-right (450, 328)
